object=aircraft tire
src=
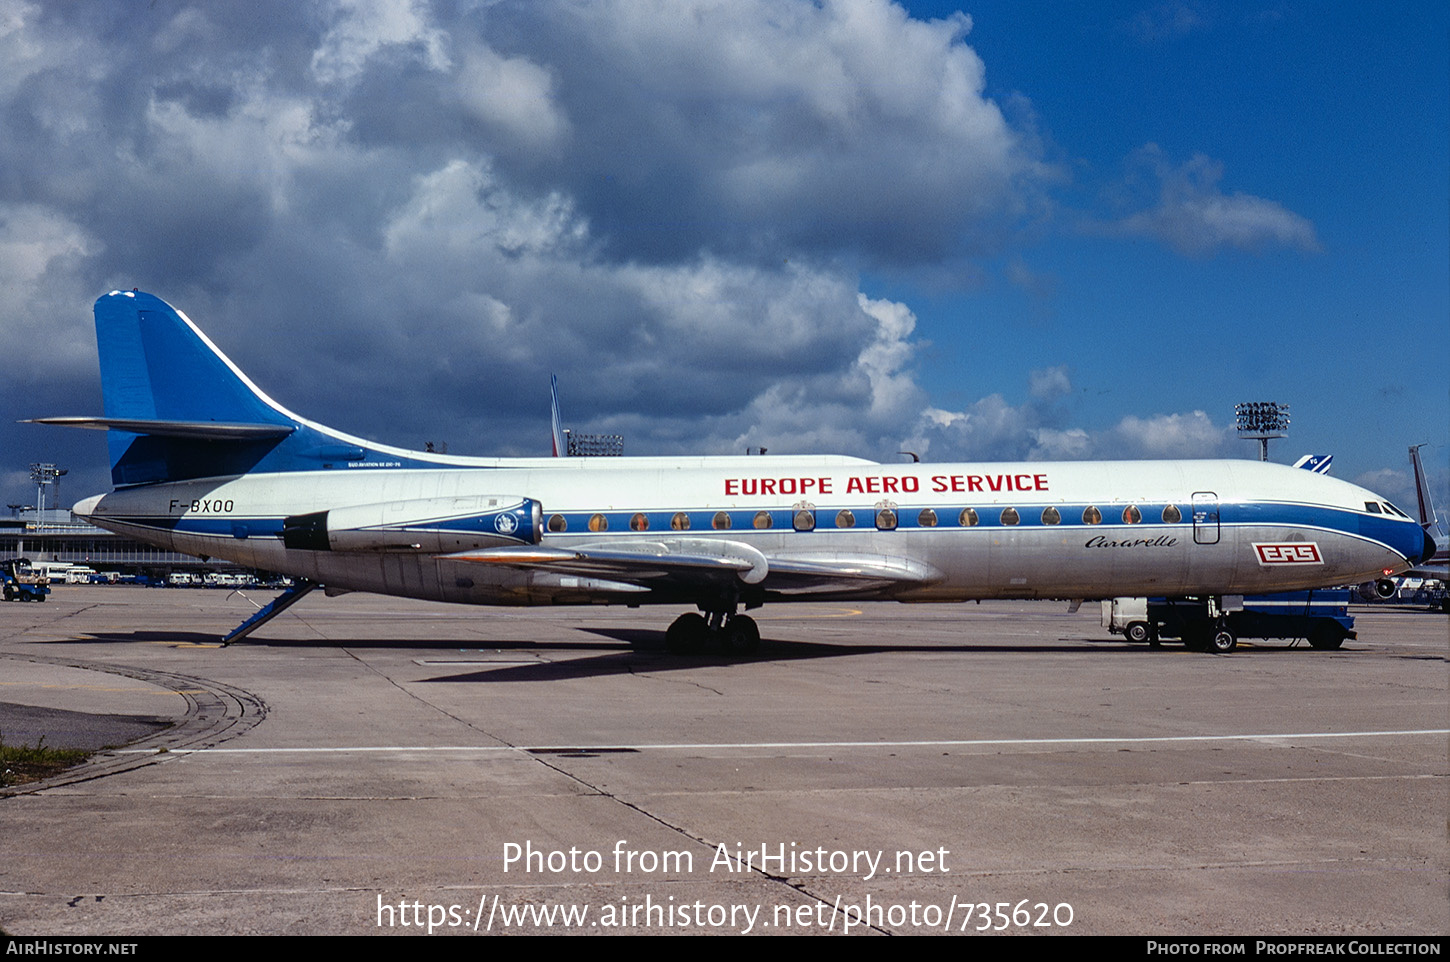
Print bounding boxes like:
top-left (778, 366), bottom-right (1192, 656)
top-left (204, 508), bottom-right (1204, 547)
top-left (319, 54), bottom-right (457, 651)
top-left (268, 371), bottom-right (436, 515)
top-left (723, 615), bottom-right (760, 654)
top-left (1207, 627), bottom-right (1237, 654)
top-left (666, 612), bottom-right (709, 654)
top-left (1126, 622), bottom-right (1151, 644)
top-left (1308, 624), bottom-right (1345, 651)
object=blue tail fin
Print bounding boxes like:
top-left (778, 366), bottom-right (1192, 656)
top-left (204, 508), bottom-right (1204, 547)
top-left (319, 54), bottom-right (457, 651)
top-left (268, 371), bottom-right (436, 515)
top-left (93, 290), bottom-right (302, 484)
top-left (33, 290), bottom-right (451, 486)
top-left (95, 290), bottom-right (296, 428)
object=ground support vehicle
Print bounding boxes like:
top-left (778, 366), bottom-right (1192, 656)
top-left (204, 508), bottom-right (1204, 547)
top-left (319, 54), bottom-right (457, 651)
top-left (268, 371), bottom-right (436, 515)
top-left (1102, 590), bottom-right (1356, 653)
top-left (1, 560), bottom-right (52, 602)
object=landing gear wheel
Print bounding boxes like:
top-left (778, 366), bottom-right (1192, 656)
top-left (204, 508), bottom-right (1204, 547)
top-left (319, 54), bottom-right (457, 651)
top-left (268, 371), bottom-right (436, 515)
top-left (1308, 624), bottom-right (1345, 651)
top-left (723, 615), bottom-right (760, 654)
top-left (1208, 626), bottom-right (1237, 654)
top-left (1126, 621), bottom-right (1151, 644)
top-left (665, 612), bottom-right (709, 654)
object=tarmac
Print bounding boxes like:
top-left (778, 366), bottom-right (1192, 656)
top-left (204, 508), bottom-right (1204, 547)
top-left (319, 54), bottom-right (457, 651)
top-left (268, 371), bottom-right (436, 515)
top-left (1, 585), bottom-right (1445, 936)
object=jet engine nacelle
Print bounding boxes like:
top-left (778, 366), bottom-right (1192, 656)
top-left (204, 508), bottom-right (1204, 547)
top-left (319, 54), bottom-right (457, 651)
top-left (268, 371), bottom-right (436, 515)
top-left (1355, 578), bottom-right (1399, 602)
top-left (282, 496), bottom-right (542, 553)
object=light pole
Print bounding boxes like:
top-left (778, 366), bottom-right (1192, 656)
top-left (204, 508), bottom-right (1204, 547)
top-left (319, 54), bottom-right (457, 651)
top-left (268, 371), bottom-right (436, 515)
top-left (1234, 402), bottom-right (1290, 462)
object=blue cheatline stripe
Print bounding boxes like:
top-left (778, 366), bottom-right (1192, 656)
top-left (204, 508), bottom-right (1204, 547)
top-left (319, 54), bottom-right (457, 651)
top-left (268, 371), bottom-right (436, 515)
top-left (118, 498), bottom-right (1418, 558)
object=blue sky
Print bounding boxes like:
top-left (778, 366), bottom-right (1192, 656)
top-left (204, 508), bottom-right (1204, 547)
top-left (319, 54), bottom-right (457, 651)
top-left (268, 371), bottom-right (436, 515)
top-left (892, 0), bottom-right (1449, 497)
top-left (2, 0), bottom-right (1445, 514)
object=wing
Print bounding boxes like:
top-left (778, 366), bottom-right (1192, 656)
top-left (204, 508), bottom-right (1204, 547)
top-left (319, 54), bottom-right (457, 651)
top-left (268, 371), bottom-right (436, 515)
top-left (443, 537), bottom-right (942, 597)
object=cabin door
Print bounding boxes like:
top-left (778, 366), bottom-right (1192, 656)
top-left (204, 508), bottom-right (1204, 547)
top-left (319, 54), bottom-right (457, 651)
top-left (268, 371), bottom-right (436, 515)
top-left (1191, 492), bottom-right (1220, 545)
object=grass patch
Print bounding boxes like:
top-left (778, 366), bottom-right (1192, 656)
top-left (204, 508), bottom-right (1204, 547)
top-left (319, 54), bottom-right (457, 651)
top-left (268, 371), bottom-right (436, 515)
top-left (1, 735), bottom-right (92, 788)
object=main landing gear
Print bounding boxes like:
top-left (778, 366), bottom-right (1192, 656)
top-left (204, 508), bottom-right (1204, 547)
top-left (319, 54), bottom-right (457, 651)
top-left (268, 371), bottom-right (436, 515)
top-left (665, 610), bottom-right (761, 655)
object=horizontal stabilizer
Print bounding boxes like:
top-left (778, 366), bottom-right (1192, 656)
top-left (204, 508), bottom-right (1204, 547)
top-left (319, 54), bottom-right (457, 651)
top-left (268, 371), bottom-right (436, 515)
top-left (25, 417), bottom-right (296, 441)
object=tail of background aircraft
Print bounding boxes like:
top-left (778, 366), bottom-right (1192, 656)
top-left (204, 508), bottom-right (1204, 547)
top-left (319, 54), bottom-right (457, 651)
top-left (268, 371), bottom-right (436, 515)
top-left (550, 373), bottom-right (566, 457)
top-left (32, 290), bottom-right (442, 486)
top-left (1409, 444), bottom-right (1439, 531)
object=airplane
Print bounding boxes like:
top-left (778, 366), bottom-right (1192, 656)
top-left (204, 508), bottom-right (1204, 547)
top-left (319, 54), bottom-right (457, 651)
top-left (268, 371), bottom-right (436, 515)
top-left (1386, 443), bottom-right (1449, 610)
top-left (30, 290), bottom-right (1437, 653)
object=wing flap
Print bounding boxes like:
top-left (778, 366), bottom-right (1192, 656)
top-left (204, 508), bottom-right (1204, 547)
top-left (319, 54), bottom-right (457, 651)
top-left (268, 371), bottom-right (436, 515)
top-left (443, 540), bottom-right (941, 596)
top-left (444, 541), bottom-right (760, 586)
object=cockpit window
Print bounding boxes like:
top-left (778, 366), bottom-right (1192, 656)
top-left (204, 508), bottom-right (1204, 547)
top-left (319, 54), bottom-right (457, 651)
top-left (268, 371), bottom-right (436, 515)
top-left (1382, 502), bottom-right (1409, 518)
top-left (1363, 502), bottom-right (1382, 514)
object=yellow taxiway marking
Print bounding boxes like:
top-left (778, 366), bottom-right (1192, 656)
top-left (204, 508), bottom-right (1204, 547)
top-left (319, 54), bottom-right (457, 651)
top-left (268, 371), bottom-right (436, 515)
top-left (754, 605), bottom-right (862, 621)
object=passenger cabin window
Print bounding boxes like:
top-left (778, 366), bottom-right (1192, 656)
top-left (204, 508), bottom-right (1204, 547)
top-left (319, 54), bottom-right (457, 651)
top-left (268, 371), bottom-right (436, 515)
top-left (753, 511), bottom-right (772, 529)
top-left (793, 510), bottom-right (815, 531)
top-left (588, 513), bottom-right (608, 532)
top-left (712, 511), bottom-right (732, 530)
top-left (629, 513), bottom-right (649, 532)
top-left (1122, 505), bottom-right (1142, 524)
top-left (1000, 507), bottom-right (1020, 526)
top-left (959, 508), bottom-right (979, 527)
top-left (1082, 506), bottom-right (1102, 525)
top-left (1041, 506), bottom-right (1061, 525)
top-left (1162, 504), bottom-right (1182, 524)
top-left (670, 512), bottom-right (690, 530)
top-left (548, 514), bottom-right (567, 533)
top-left (917, 508), bottom-right (938, 527)
top-left (876, 508), bottom-right (897, 530)
top-left (835, 509), bottom-right (856, 528)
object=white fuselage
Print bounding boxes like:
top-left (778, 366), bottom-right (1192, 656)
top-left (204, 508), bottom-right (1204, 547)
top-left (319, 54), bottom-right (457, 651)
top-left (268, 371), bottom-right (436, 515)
top-left (77, 456), bottom-right (1420, 606)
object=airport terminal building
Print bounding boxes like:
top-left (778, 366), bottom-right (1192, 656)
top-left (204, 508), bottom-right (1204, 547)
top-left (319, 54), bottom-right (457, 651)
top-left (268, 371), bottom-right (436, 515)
top-left (2, 507), bottom-right (233, 576)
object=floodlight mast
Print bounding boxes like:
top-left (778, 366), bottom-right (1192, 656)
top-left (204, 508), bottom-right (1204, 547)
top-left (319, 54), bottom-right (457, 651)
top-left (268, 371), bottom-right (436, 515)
top-left (1235, 402), bottom-right (1290, 462)
top-left (29, 462), bottom-right (66, 515)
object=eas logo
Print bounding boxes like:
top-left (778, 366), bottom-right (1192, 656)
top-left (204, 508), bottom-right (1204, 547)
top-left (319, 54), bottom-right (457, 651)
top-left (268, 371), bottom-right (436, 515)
top-left (1254, 543), bottom-right (1322, 565)
top-left (493, 513), bottom-right (519, 535)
